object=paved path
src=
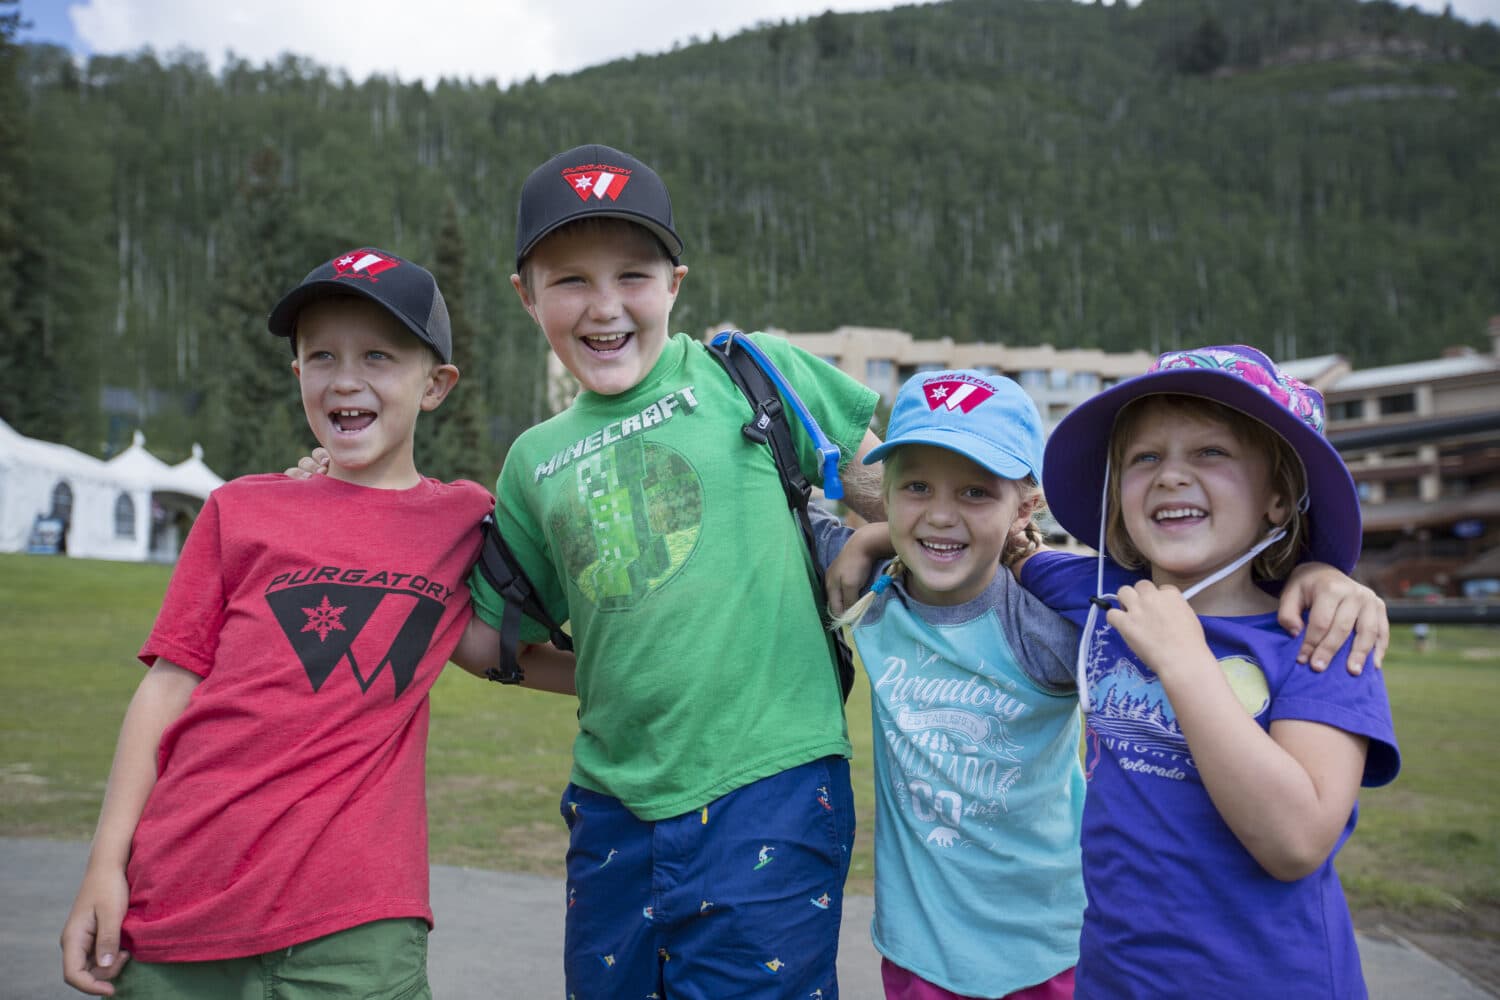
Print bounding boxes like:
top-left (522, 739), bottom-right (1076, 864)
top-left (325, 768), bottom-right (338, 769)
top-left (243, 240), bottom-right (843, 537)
top-left (5, 838), bottom-right (1489, 998)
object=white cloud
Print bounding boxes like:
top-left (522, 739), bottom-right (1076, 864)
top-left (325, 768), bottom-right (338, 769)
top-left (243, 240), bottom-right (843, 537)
top-left (64, 0), bottom-right (930, 86)
top-left (1410, 0), bottom-right (1500, 20)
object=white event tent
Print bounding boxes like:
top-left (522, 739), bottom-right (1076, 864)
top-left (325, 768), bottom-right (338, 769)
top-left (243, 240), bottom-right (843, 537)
top-left (0, 418), bottom-right (223, 562)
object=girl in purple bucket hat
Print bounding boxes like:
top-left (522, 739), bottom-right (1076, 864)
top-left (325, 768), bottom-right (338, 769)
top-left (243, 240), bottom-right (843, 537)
top-left (1023, 345), bottom-right (1401, 998)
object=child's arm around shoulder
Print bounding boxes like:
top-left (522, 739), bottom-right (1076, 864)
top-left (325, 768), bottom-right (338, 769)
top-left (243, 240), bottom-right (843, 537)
top-left (61, 659), bottom-right (200, 996)
top-left (449, 616), bottom-right (577, 696)
top-left (1013, 549), bottom-right (1388, 678)
top-left (1108, 582), bottom-right (1368, 881)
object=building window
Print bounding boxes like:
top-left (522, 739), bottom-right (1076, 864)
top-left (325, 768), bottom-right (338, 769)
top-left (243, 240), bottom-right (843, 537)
top-left (1384, 479), bottom-right (1420, 500)
top-left (1049, 368), bottom-right (1071, 391)
top-left (866, 359), bottom-right (896, 402)
top-left (114, 493), bottom-right (136, 539)
top-left (1329, 399), bottom-right (1364, 422)
top-left (1441, 477), bottom-right (1470, 498)
top-left (1378, 393), bottom-right (1416, 416)
top-left (1071, 371), bottom-right (1100, 393)
top-left (1357, 481), bottom-right (1376, 501)
top-left (1019, 369), bottom-right (1047, 389)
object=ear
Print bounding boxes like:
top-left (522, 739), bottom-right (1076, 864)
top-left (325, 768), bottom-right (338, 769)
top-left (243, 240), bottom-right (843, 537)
top-left (420, 364), bottom-right (460, 412)
top-left (510, 273), bottom-right (539, 324)
top-left (290, 358), bottom-right (302, 379)
top-left (1265, 489), bottom-right (1290, 528)
top-left (1018, 491), bottom-right (1045, 521)
top-left (664, 263), bottom-right (688, 306)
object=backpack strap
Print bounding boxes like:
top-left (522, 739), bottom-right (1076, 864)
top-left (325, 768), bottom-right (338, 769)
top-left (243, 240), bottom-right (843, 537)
top-left (475, 512), bottom-right (573, 685)
top-left (706, 330), bottom-right (857, 703)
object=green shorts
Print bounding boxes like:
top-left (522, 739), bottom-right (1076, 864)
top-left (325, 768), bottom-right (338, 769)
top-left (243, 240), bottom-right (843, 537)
top-left (114, 917), bottom-right (430, 1000)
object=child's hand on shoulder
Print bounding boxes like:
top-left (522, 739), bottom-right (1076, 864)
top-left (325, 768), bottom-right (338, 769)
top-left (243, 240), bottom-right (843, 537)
top-left (826, 522), bottom-right (893, 615)
top-left (1106, 581), bottom-right (1212, 681)
top-left (284, 447), bottom-right (331, 479)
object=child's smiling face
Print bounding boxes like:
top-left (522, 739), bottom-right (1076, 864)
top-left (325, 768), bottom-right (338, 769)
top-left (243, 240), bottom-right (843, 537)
top-left (514, 221), bottom-right (687, 398)
top-left (1116, 400), bottom-right (1288, 604)
top-left (293, 298), bottom-right (455, 489)
top-left (884, 444), bottom-right (1031, 607)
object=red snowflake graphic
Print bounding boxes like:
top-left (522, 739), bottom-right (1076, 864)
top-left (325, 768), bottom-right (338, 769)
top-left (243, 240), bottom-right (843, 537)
top-left (301, 595), bottom-right (348, 642)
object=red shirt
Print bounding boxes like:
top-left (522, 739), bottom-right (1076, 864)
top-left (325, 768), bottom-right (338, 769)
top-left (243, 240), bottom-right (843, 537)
top-left (123, 473), bottom-right (492, 961)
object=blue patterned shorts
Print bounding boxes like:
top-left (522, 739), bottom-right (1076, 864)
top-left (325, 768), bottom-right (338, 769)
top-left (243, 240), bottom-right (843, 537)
top-left (559, 755), bottom-right (856, 999)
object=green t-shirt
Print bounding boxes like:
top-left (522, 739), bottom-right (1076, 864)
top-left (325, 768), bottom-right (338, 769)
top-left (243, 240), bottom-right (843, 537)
top-left (471, 332), bottom-right (878, 819)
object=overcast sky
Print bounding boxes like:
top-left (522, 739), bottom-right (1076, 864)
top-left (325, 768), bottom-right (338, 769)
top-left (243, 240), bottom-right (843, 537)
top-left (17, 0), bottom-right (1500, 87)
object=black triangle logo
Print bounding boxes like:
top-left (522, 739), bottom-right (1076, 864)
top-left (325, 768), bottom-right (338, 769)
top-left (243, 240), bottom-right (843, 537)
top-left (266, 583), bottom-right (445, 698)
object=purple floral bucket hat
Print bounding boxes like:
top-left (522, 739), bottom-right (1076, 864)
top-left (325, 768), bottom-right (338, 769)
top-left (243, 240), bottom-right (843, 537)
top-left (1042, 345), bottom-right (1362, 573)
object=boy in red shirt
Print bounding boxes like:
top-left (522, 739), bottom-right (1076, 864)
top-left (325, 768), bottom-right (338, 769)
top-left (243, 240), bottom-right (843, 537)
top-left (59, 248), bottom-right (539, 998)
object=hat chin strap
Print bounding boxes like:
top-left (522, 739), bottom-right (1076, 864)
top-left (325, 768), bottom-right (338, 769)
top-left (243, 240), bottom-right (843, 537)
top-left (1075, 458), bottom-right (1294, 714)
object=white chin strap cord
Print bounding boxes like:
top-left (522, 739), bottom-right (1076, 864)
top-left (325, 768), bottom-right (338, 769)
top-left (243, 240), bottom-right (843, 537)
top-left (1074, 456), bottom-right (1302, 714)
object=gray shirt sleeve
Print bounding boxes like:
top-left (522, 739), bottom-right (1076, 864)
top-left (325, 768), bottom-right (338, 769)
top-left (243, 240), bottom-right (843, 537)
top-left (993, 569), bottom-right (1080, 692)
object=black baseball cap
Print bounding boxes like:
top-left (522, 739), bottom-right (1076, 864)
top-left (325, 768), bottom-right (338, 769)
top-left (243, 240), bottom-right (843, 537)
top-left (514, 144), bottom-right (683, 272)
top-left (267, 248), bottom-right (453, 363)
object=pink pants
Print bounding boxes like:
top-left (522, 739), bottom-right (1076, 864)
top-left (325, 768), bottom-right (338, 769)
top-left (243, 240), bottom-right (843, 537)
top-left (881, 958), bottom-right (1075, 1000)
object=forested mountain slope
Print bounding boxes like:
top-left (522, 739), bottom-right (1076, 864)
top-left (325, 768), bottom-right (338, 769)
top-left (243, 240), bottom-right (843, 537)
top-left (2, 0), bottom-right (1496, 480)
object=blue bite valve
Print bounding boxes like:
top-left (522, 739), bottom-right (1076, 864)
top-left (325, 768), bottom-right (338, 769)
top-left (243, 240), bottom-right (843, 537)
top-left (821, 449), bottom-right (843, 501)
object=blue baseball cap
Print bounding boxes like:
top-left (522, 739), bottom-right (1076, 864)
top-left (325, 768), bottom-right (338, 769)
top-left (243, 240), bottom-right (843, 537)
top-left (864, 370), bottom-right (1045, 481)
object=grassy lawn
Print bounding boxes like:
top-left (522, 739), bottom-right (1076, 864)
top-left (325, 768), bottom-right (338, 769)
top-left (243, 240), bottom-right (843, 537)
top-left (1, 551), bottom-right (1494, 927)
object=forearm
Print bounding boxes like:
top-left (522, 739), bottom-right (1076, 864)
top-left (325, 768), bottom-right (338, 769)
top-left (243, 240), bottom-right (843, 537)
top-left (840, 429), bottom-right (886, 523)
top-left (1159, 660), bottom-right (1360, 880)
top-left (517, 642), bottom-right (577, 695)
top-left (450, 615), bottom-right (499, 678)
top-left (87, 661), bottom-right (199, 871)
top-left (450, 617), bottom-right (576, 695)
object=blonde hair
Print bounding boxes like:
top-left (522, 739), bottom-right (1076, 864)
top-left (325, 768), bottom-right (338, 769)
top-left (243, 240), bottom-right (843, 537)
top-left (1103, 394), bottom-right (1308, 581)
top-left (831, 459), bottom-right (1045, 630)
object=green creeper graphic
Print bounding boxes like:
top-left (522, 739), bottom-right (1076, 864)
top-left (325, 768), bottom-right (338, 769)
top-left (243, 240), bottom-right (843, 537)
top-left (549, 438), bottom-right (702, 610)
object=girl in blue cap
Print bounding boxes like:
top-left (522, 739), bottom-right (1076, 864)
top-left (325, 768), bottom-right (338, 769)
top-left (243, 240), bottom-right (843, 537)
top-left (1025, 345), bottom-right (1401, 998)
top-left (813, 369), bottom-right (1084, 1000)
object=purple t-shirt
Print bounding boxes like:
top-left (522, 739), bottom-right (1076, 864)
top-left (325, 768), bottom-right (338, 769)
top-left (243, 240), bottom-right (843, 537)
top-left (1022, 551), bottom-right (1400, 999)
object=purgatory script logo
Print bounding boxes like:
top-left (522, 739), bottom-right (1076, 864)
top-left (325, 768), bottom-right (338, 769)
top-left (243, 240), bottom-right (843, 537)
top-left (265, 565), bottom-right (456, 698)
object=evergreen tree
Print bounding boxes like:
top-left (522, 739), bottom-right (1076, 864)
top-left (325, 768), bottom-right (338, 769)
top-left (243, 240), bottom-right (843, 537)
top-left (418, 198), bottom-right (491, 485)
top-left (197, 146), bottom-right (313, 479)
top-left (0, 1), bottom-right (32, 433)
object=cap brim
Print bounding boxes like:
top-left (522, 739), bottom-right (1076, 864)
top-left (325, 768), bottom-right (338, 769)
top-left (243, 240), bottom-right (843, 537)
top-left (1043, 369), bottom-right (1362, 573)
top-left (516, 212), bottom-right (683, 270)
top-left (266, 279), bottom-right (443, 361)
top-left (866, 428), bottom-right (1039, 482)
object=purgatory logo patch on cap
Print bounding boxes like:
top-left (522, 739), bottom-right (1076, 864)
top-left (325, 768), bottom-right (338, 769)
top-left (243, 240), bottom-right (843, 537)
top-left (562, 163), bottom-right (632, 201)
top-left (331, 249), bottom-right (400, 281)
top-left (922, 374), bottom-right (996, 414)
